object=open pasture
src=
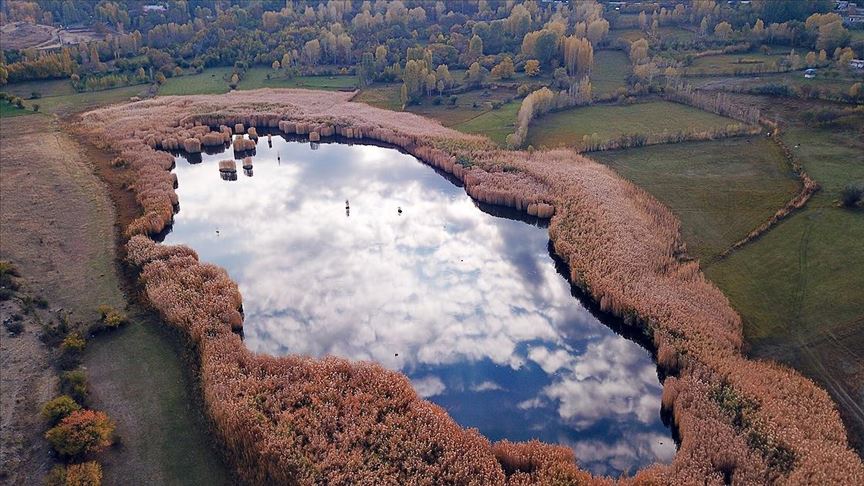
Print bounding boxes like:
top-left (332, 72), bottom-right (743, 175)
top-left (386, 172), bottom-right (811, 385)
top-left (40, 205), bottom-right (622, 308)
top-left (526, 100), bottom-right (739, 149)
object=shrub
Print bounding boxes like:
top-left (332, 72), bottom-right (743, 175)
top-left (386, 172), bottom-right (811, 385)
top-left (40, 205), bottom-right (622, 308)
top-left (3, 314), bottom-right (24, 335)
top-left (97, 305), bottom-right (127, 329)
top-left (46, 461), bottom-right (103, 486)
top-left (42, 395), bottom-right (82, 425)
top-left (840, 183), bottom-right (863, 208)
top-left (45, 410), bottom-right (114, 457)
top-left (61, 333), bottom-right (86, 352)
top-left (61, 369), bottom-right (88, 402)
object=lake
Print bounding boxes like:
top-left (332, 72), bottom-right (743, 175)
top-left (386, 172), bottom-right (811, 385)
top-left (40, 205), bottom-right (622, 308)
top-left (161, 133), bottom-right (675, 476)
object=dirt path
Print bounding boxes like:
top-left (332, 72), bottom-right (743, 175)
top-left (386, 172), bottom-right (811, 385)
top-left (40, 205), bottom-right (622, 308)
top-left (0, 114), bottom-right (229, 484)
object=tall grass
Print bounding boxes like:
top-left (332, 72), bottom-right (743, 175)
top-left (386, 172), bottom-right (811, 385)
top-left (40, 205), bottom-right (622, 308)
top-left (79, 89), bottom-right (864, 484)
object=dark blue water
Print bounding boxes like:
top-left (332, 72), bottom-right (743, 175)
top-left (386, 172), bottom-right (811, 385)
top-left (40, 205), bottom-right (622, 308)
top-left (163, 134), bottom-right (674, 476)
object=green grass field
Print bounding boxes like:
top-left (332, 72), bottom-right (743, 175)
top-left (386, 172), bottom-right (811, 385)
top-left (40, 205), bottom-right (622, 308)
top-left (592, 136), bottom-right (799, 260)
top-left (2, 78), bottom-right (77, 98)
top-left (158, 67), bottom-right (234, 95)
top-left (35, 85), bottom-right (145, 115)
top-left (702, 122), bottom-right (864, 450)
top-left (591, 49), bottom-right (630, 96)
top-left (526, 100), bottom-right (738, 149)
top-left (684, 52), bottom-right (784, 75)
top-left (357, 83), bottom-right (520, 143)
top-left (0, 99), bottom-right (33, 117)
top-left (451, 100), bottom-right (520, 145)
top-left (238, 67), bottom-right (357, 90)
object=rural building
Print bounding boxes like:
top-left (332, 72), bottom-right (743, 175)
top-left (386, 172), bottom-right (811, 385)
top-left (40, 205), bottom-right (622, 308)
top-left (836, 1), bottom-right (864, 24)
top-left (804, 68), bottom-right (817, 78)
top-left (849, 59), bottom-right (864, 70)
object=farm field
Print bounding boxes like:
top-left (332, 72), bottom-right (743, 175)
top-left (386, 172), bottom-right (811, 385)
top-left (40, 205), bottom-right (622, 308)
top-left (357, 83), bottom-right (520, 140)
top-left (703, 124), bottom-right (864, 452)
top-left (451, 100), bottom-right (520, 145)
top-left (591, 136), bottom-right (798, 260)
top-left (237, 68), bottom-right (357, 90)
top-left (158, 67), bottom-right (234, 95)
top-left (0, 99), bottom-right (32, 118)
top-left (591, 49), bottom-right (630, 96)
top-left (684, 52), bottom-right (785, 75)
top-left (526, 100), bottom-right (739, 149)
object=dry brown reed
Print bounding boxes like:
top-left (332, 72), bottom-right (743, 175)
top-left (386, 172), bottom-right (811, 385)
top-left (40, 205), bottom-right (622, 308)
top-left (218, 160), bottom-right (236, 173)
top-left (183, 137), bottom-right (201, 153)
top-left (232, 135), bottom-right (256, 153)
top-left (247, 127), bottom-right (258, 140)
top-left (241, 157), bottom-right (252, 170)
top-left (77, 88), bottom-right (864, 485)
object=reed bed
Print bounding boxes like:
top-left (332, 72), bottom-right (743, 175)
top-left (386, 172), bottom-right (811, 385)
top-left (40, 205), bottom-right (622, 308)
top-left (78, 89), bottom-right (864, 485)
top-left (232, 135), bottom-right (256, 153)
top-left (218, 160), bottom-right (236, 173)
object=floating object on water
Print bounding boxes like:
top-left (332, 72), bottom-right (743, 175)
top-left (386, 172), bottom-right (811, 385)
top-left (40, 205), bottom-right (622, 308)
top-left (397, 206), bottom-right (402, 215)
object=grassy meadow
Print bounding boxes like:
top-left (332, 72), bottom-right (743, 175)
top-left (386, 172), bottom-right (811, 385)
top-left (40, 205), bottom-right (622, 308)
top-left (158, 67), bottom-right (234, 95)
top-left (683, 52), bottom-right (784, 75)
top-left (0, 99), bottom-right (33, 117)
top-left (592, 136), bottom-right (798, 260)
top-left (526, 100), bottom-right (738, 149)
top-left (591, 49), bottom-right (630, 96)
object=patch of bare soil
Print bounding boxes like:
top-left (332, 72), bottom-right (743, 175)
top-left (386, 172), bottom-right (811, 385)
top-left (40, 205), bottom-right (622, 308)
top-left (0, 21), bottom-right (58, 50)
top-left (0, 292), bottom-right (57, 483)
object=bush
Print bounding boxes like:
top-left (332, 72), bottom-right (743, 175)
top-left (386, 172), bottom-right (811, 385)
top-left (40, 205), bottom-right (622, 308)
top-left (61, 369), bottom-right (88, 402)
top-left (840, 183), bottom-right (863, 208)
top-left (3, 313), bottom-right (24, 335)
top-left (66, 462), bottom-right (103, 486)
top-left (46, 461), bottom-right (103, 486)
top-left (448, 95), bottom-right (458, 105)
top-left (97, 305), bottom-right (127, 329)
top-left (45, 410), bottom-right (114, 457)
top-left (61, 333), bottom-right (86, 352)
top-left (42, 395), bottom-right (82, 425)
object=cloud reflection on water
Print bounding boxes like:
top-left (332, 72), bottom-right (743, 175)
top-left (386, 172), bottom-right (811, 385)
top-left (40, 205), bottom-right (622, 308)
top-left (163, 137), bottom-right (672, 476)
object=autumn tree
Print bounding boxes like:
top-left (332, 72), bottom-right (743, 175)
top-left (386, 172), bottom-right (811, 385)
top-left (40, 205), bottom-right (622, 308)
top-left (629, 38), bottom-right (649, 64)
top-left (465, 61), bottom-right (486, 88)
top-left (45, 410), bottom-right (114, 457)
top-left (586, 19), bottom-right (609, 45)
top-left (466, 34), bottom-right (484, 65)
top-left (563, 36), bottom-right (593, 77)
top-left (491, 56), bottom-right (515, 80)
top-left (524, 59), bottom-right (540, 77)
top-left (522, 29), bottom-right (559, 68)
top-left (714, 21), bottom-right (733, 40)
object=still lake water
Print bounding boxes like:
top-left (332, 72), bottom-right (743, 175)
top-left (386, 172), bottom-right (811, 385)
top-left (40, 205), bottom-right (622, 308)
top-left (162, 134), bottom-right (675, 476)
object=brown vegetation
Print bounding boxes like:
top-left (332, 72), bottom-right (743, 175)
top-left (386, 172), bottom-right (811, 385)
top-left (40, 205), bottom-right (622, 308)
top-left (77, 88), bottom-right (864, 484)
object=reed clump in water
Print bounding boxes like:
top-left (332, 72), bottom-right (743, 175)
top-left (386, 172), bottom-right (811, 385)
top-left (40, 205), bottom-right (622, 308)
top-left (232, 135), bottom-right (255, 153)
top-left (247, 127), bottom-right (258, 140)
top-left (78, 89), bottom-right (864, 485)
top-left (241, 157), bottom-right (252, 170)
top-left (183, 137), bottom-right (201, 153)
top-left (218, 160), bottom-right (236, 173)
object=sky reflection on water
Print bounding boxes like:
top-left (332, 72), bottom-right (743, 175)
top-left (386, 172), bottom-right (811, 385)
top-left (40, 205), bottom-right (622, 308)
top-left (163, 135), bottom-right (675, 476)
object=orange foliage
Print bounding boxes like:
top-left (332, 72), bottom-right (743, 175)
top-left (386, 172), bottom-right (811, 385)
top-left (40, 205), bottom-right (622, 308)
top-left (44, 410), bottom-right (114, 457)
